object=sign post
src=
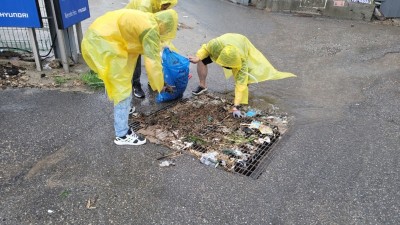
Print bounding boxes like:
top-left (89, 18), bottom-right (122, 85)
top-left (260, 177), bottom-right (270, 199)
top-left (27, 28), bottom-right (43, 71)
top-left (50, 0), bottom-right (90, 73)
top-left (49, 0), bottom-right (70, 73)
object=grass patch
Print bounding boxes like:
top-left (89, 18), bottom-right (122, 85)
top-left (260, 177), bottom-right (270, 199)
top-left (81, 70), bottom-right (104, 89)
top-left (54, 76), bottom-right (70, 85)
top-left (184, 135), bottom-right (206, 145)
top-left (60, 190), bottom-right (70, 199)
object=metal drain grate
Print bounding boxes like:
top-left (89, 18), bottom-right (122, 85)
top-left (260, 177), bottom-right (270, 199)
top-left (130, 96), bottom-right (291, 179)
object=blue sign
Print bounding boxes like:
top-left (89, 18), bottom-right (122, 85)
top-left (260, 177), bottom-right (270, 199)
top-left (54, 0), bottom-right (90, 29)
top-left (0, 0), bottom-right (42, 28)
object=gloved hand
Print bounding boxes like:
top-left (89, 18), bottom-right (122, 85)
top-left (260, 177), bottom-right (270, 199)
top-left (162, 84), bottom-right (176, 93)
top-left (232, 109), bottom-right (243, 118)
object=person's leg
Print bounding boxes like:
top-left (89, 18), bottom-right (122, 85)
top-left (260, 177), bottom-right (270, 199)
top-left (192, 56), bottom-right (211, 95)
top-left (197, 60), bottom-right (208, 88)
top-left (132, 55), bottom-right (145, 98)
top-left (114, 94), bottom-right (146, 146)
top-left (114, 94), bottom-right (132, 138)
top-left (132, 56), bottom-right (141, 87)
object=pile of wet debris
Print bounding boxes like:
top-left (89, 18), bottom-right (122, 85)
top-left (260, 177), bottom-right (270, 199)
top-left (0, 63), bottom-right (30, 88)
top-left (0, 51), bottom-right (34, 88)
top-left (132, 93), bottom-right (291, 176)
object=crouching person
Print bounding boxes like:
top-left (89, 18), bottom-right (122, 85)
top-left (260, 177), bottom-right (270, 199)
top-left (189, 33), bottom-right (296, 118)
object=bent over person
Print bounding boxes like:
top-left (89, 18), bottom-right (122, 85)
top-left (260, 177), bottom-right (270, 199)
top-left (125, 0), bottom-right (178, 99)
top-left (81, 9), bottom-right (178, 145)
top-left (188, 33), bottom-right (296, 118)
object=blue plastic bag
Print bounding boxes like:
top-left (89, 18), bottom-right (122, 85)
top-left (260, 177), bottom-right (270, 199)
top-left (156, 48), bottom-right (190, 103)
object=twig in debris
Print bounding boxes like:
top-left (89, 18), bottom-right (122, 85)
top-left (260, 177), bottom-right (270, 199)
top-left (221, 114), bottom-right (230, 122)
top-left (157, 150), bottom-right (182, 160)
top-left (86, 195), bottom-right (98, 209)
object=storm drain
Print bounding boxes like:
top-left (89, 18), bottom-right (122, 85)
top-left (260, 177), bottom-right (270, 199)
top-left (130, 94), bottom-right (291, 179)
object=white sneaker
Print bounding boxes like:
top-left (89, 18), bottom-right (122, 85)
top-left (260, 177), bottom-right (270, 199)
top-left (114, 132), bottom-right (146, 146)
top-left (129, 107), bottom-right (136, 115)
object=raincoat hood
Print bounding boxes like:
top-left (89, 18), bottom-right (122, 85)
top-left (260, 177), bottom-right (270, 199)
top-left (154, 9), bottom-right (178, 42)
top-left (215, 46), bottom-right (242, 69)
top-left (125, 0), bottom-right (178, 13)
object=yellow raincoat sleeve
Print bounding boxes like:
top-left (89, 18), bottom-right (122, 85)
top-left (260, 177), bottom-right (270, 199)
top-left (160, 41), bottom-right (177, 52)
top-left (142, 28), bottom-right (164, 93)
top-left (196, 44), bottom-right (210, 60)
top-left (233, 59), bottom-right (249, 105)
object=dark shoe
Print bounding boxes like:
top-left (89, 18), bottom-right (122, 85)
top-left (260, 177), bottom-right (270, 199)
top-left (192, 86), bottom-right (208, 95)
top-left (133, 86), bottom-right (145, 98)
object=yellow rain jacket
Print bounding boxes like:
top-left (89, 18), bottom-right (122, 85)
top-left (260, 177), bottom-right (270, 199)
top-left (81, 9), bottom-right (178, 105)
top-left (125, 0), bottom-right (178, 13)
top-left (196, 33), bottom-right (296, 105)
top-left (125, 0), bottom-right (178, 51)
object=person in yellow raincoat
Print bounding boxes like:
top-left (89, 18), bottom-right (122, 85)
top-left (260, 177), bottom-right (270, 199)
top-left (125, 0), bottom-right (178, 99)
top-left (81, 9), bottom-right (178, 145)
top-left (188, 33), bottom-right (296, 118)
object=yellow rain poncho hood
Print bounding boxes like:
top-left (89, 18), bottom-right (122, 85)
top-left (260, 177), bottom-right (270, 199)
top-left (196, 33), bottom-right (296, 105)
top-left (81, 9), bottom-right (178, 105)
top-left (125, 0), bottom-right (178, 50)
top-left (125, 0), bottom-right (178, 13)
top-left (154, 9), bottom-right (178, 42)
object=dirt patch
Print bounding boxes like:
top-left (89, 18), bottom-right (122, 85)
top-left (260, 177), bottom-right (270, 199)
top-left (178, 22), bottom-right (193, 30)
top-left (0, 57), bottom-right (93, 92)
top-left (0, 62), bottom-right (30, 88)
top-left (0, 50), bottom-right (25, 59)
top-left (132, 93), bottom-right (291, 174)
top-left (372, 18), bottom-right (400, 27)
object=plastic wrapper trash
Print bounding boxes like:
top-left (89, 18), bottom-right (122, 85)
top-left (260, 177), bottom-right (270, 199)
top-left (156, 47), bottom-right (190, 103)
top-left (159, 160), bottom-right (176, 167)
top-left (200, 152), bottom-right (219, 167)
top-left (245, 109), bottom-right (257, 117)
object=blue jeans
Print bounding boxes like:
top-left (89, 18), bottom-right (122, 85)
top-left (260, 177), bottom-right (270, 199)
top-left (114, 94), bottom-right (132, 137)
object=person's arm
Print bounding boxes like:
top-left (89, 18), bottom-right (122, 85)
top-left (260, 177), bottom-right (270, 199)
top-left (189, 43), bottom-right (210, 64)
top-left (196, 43), bottom-right (210, 60)
top-left (233, 59), bottom-right (249, 106)
top-left (141, 28), bottom-right (164, 92)
top-left (188, 55), bottom-right (200, 64)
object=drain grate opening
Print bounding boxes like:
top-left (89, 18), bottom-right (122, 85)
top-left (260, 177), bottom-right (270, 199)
top-left (130, 93), bottom-right (292, 179)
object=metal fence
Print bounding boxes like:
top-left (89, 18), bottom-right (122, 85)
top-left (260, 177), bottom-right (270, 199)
top-left (0, 0), bottom-right (53, 55)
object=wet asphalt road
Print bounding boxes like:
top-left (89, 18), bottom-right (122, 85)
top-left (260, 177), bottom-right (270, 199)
top-left (1, 0), bottom-right (400, 224)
